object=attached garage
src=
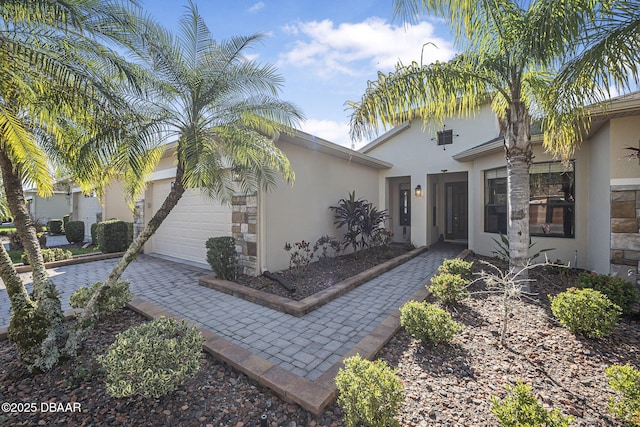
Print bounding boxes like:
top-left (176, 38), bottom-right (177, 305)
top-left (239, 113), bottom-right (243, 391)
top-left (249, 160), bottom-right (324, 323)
top-left (146, 179), bottom-right (232, 265)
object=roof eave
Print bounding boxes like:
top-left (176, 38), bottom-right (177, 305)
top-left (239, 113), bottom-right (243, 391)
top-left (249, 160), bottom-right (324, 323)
top-left (277, 130), bottom-right (393, 169)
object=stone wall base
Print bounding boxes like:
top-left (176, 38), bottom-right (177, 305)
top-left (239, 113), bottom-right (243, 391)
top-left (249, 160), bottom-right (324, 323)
top-left (610, 186), bottom-right (640, 285)
top-left (232, 193), bottom-right (259, 276)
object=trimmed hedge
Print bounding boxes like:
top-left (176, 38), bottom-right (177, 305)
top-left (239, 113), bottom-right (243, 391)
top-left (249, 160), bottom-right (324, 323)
top-left (47, 219), bottom-right (63, 235)
top-left (206, 236), bottom-right (237, 280)
top-left (62, 214), bottom-right (70, 232)
top-left (91, 222), bottom-right (98, 245)
top-left (65, 221), bottom-right (85, 244)
top-left (95, 220), bottom-right (131, 253)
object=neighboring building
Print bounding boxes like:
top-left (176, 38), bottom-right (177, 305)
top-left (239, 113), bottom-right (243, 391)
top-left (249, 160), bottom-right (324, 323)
top-left (24, 190), bottom-right (70, 225)
top-left (99, 93), bottom-right (640, 280)
top-left (70, 188), bottom-right (102, 241)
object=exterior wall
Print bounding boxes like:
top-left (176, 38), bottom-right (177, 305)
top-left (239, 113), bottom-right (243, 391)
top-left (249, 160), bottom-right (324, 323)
top-left (25, 192), bottom-right (70, 223)
top-left (261, 139), bottom-right (381, 273)
top-left (102, 180), bottom-right (134, 222)
top-left (610, 186), bottom-right (640, 282)
top-left (471, 145), bottom-right (591, 268)
top-left (365, 105), bottom-right (499, 247)
top-left (588, 123), bottom-right (611, 273)
top-left (232, 193), bottom-right (258, 275)
top-left (609, 115), bottom-right (640, 280)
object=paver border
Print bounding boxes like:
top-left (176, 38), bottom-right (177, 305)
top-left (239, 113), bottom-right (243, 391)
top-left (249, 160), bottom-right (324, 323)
top-left (199, 246), bottom-right (429, 316)
top-left (14, 252), bottom-right (125, 273)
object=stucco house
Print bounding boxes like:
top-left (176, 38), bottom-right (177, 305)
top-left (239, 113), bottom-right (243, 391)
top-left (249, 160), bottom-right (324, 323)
top-left (361, 92), bottom-right (640, 280)
top-left (96, 92), bottom-right (640, 280)
top-left (24, 189), bottom-right (70, 225)
top-left (98, 130), bottom-right (390, 274)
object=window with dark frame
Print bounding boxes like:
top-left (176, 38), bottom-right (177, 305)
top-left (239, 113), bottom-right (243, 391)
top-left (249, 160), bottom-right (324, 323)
top-left (484, 161), bottom-right (575, 238)
top-left (437, 129), bottom-right (453, 147)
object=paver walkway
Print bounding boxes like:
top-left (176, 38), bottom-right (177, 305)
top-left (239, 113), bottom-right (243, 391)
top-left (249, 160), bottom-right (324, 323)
top-left (0, 243), bottom-right (464, 410)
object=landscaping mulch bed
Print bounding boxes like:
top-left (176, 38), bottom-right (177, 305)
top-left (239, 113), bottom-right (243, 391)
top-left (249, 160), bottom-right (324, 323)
top-left (0, 310), bottom-right (341, 427)
top-left (1, 252), bottom-right (638, 426)
top-left (233, 243), bottom-right (413, 300)
top-left (377, 255), bottom-right (640, 426)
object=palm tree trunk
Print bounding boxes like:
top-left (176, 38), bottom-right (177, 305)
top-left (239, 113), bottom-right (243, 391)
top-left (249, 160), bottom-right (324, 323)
top-left (0, 150), bottom-right (69, 371)
top-left (73, 165), bottom-right (187, 334)
top-left (504, 101), bottom-right (533, 288)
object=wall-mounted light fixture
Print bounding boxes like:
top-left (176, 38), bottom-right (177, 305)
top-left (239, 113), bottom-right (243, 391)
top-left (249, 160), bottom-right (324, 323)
top-left (415, 184), bottom-right (423, 197)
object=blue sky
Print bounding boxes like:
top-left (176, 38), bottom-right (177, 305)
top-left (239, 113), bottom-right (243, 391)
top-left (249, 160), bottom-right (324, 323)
top-left (139, 1), bottom-right (458, 148)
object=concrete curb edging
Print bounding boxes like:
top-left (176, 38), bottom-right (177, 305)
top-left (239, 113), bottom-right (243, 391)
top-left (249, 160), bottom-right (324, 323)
top-left (199, 246), bottom-right (429, 317)
top-left (14, 252), bottom-right (125, 273)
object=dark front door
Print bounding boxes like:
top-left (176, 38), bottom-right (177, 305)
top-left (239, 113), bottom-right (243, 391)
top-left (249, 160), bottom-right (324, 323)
top-left (446, 182), bottom-right (468, 240)
top-left (399, 186), bottom-right (411, 227)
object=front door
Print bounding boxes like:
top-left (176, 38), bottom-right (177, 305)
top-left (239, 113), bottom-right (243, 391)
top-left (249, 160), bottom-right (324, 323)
top-left (445, 182), bottom-right (468, 240)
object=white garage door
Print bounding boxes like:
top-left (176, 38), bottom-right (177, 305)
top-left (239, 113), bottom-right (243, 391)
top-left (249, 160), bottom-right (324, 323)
top-left (75, 193), bottom-right (102, 241)
top-left (150, 180), bottom-right (232, 265)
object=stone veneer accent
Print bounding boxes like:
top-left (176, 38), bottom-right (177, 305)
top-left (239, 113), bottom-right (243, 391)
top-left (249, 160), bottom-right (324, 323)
top-left (232, 193), bottom-right (258, 276)
top-left (610, 185), bottom-right (640, 284)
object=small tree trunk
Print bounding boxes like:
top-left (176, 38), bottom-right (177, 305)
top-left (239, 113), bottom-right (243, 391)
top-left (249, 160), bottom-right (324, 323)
top-left (0, 150), bottom-right (69, 371)
top-left (72, 165), bottom-right (187, 340)
top-left (504, 100), bottom-right (532, 290)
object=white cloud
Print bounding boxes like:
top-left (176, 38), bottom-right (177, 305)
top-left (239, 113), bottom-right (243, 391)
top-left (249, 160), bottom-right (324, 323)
top-left (300, 118), bottom-right (352, 148)
top-left (248, 2), bottom-right (265, 14)
top-left (278, 17), bottom-right (455, 79)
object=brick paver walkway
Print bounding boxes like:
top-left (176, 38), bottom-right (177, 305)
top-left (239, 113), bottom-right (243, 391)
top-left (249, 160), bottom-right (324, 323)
top-left (0, 244), bottom-right (463, 381)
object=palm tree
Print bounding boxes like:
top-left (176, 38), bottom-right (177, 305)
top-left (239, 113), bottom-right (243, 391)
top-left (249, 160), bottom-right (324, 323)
top-left (0, 0), bottom-right (161, 371)
top-left (76, 1), bottom-right (303, 326)
top-left (348, 0), bottom-right (640, 279)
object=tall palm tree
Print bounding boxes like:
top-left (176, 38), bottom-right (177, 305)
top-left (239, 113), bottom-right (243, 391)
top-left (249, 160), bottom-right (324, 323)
top-left (0, 0), bottom-right (161, 371)
top-left (348, 0), bottom-right (640, 278)
top-left (76, 1), bottom-right (303, 325)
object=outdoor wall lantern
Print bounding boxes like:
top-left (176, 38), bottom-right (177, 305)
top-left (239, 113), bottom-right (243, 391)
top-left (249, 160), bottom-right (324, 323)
top-left (415, 184), bottom-right (423, 197)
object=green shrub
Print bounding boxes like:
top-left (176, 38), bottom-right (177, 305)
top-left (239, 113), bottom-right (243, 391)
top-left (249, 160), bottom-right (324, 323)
top-left (205, 236), bottom-right (237, 280)
top-left (47, 219), bottom-right (63, 235)
top-left (438, 258), bottom-right (474, 280)
top-left (90, 222), bottom-right (98, 245)
top-left (98, 317), bottom-right (204, 398)
top-left (65, 220), bottom-right (85, 244)
top-left (335, 354), bottom-right (403, 427)
top-left (429, 273), bottom-right (470, 305)
top-left (125, 221), bottom-right (134, 246)
top-left (491, 380), bottom-right (573, 427)
top-left (21, 247), bottom-right (72, 265)
top-left (95, 220), bottom-right (130, 253)
top-left (578, 272), bottom-right (637, 315)
top-left (69, 281), bottom-right (132, 317)
top-left (549, 288), bottom-right (621, 338)
top-left (400, 300), bottom-right (461, 345)
top-left (606, 364), bottom-right (640, 426)
top-left (62, 214), bottom-right (70, 232)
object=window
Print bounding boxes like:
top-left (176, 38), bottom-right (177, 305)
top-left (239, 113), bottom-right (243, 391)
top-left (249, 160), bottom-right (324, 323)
top-left (484, 161), bottom-right (575, 238)
top-left (437, 129), bottom-right (453, 147)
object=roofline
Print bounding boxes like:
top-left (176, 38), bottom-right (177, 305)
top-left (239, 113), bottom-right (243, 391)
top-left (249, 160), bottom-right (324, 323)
top-left (587, 91), bottom-right (640, 116)
top-left (452, 134), bottom-right (544, 162)
top-left (276, 130), bottom-right (392, 169)
top-left (358, 122), bottom-right (411, 154)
